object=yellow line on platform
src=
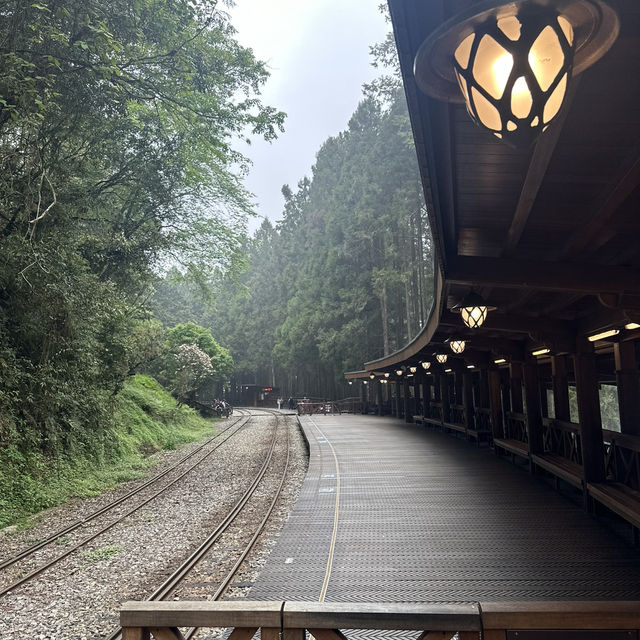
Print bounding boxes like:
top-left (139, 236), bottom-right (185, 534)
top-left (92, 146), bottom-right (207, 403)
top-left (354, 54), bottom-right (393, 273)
top-left (308, 416), bottom-right (341, 603)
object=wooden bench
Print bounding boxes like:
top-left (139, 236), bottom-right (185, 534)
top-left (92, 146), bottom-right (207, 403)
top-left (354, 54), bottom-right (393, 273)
top-left (494, 438), bottom-right (530, 459)
top-left (588, 482), bottom-right (640, 530)
top-left (531, 453), bottom-right (584, 489)
top-left (587, 430), bottom-right (640, 537)
top-left (443, 421), bottom-right (466, 435)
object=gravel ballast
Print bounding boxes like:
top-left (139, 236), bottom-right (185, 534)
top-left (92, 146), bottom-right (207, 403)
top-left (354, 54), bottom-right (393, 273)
top-left (0, 411), bottom-right (308, 640)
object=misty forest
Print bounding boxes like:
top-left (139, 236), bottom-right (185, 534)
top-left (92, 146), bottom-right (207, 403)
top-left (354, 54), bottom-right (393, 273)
top-left (0, 2), bottom-right (432, 525)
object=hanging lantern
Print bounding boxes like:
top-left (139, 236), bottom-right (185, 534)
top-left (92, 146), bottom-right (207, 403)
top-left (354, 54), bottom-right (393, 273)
top-left (396, 368), bottom-right (404, 376)
top-left (436, 354), bottom-right (448, 364)
top-left (409, 366), bottom-right (418, 373)
top-left (449, 339), bottom-right (466, 354)
top-left (384, 372), bottom-right (390, 378)
top-left (369, 373), bottom-right (375, 380)
top-left (421, 361), bottom-right (431, 370)
top-left (451, 292), bottom-right (496, 329)
top-left (413, 0), bottom-right (619, 147)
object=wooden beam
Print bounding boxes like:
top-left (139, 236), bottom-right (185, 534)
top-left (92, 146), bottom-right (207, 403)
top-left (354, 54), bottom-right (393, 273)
top-left (122, 630), bottom-right (150, 640)
top-left (480, 600), bottom-right (640, 630)
top-left (227, 629), bottom-right (258, 640)
top-left (283, 601), bottom-right (481, 631)
top-left (308, 629), bottom-right (349, 640)
top-left (440, 310), bottom-right (574, 341)
top-left (446, 255), bottom-right (640, 294)
top-left (121, 601), bottom-right (283, 630)
top-left (503, 81), bottom-right (579, 256)
top-left (563, 153), bottom-right (640, 258)
top-left (149, 629), bottom-right (184, 640)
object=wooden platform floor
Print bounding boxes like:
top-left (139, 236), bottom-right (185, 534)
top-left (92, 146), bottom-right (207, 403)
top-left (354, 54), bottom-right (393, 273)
top-left (248, 414), bottom-right (640, 603)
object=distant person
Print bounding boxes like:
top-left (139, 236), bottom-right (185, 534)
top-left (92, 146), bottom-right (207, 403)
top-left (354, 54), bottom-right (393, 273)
top-left (288, 397), bottom-right (294, 410)
top-left (277, 397), bottom-right (283, 409)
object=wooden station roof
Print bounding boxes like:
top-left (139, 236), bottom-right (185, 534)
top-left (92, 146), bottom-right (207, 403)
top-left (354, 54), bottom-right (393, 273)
top-left (350, 0), bottom-right (640, 377)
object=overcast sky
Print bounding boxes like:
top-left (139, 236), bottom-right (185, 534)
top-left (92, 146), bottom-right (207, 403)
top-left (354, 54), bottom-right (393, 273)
top-left (227, 1), bottom-right (389, 232)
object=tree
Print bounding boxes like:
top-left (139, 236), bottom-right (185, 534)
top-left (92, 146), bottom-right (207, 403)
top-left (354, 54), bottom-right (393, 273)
top-left (169, 344), bottom-right (215, 405)
top-left (0, 0), bottom-right (280, 460)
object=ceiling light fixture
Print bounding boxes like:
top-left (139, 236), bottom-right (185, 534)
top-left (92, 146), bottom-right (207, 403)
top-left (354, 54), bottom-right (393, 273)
top-left (587, 328), bottom-right (620, 342)
top-left (414, 0), bottom-right (619, 147)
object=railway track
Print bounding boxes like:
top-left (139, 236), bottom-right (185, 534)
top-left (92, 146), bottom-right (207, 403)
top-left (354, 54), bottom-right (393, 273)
top-left (0, 410), bottom-right (254, 596)
top-left (105, 408), bottom-right (292, 640)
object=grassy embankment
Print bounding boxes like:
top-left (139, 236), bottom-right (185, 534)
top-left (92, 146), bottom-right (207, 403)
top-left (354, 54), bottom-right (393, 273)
top-left (0, 375), bottom-right (217, 529)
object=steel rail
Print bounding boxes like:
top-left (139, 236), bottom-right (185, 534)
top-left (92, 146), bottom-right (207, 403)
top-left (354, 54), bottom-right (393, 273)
top-left (0, 414), bottom-right (253, 597)
top-left (0, 412), bottom-right (249, 572)
top-left (105, 410), bottom-right (290, 640)
top-left (183, 413), bottom-right (291, 640)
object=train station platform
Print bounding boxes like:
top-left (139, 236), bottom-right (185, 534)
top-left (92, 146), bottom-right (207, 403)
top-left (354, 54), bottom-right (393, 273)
top-left (249, 414), bottom-right (640, 603)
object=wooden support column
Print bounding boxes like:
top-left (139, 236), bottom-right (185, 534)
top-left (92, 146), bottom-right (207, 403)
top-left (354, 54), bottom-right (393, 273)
top-left (551, 355), bottom-right (571, 421)
top-left (479, 368), bottom-right (490, 408)
top-left (454, 371), bottom-right (464, 407)
top-left (574, 337), bottom-right (606, 483)
top-left (614, 341), bottom-right (640, 436)
top-left (488, 369), bottom-right (503, 441)
top-left (440, 371), bottom-right (451, 424)
top-left (463, 371), bottom-right (475, 432)
top-left (509, 362), bottom-right (524, 413)
top-left (420, 376), bottom-right (429, 420)
top-left (539, 380), bottom-right (549, 418)
top-left (404, 377), bottom-right (411, 423)
top-left (523, 358), bottom-right (543, 456)
top-left (393, 382), bottom-right (400, 418)
top-left (375, 379), bottom-right (383, 416)
top-left (358, 380), bottom-right (365, 414)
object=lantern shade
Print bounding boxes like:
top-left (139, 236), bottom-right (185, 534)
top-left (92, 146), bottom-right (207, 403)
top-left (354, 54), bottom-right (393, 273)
top-left (436, 354), bottom-right (448, 364)
top-left (421, 361), bottom-right (431, 370)
top-left (369, 373), bottom-right (375, 380)
top-left (396, 369), bottom-right (404, 376)
top-left (413, 0), bottom-right (620, 147)
top-left (452, 292), bottom-right (496, 329)
top-left (452, 5), bottom-right (574, 147)
top-left (449, 339), bottom-right (466, 354)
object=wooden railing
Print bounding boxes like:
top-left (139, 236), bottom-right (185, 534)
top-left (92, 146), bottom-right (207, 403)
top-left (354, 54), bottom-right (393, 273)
top-left (474, 407), bottom-right (492, 432)
top-left (120, 600), bottom-right (640, 640)
top-left (542, 418), bottom-right (583, 465)
top-left (504, 411), bottom-right (528, 444)
top-left (602, 429), bottom-right (640, 491)
top-left (450, 403), bottom-right (465, 426)
top-left (334, 398), bottom-right (364, 414)
top-left (297, 402), bottom-right (342, 416)
top-left (430, 401), bottom-right (443, 422)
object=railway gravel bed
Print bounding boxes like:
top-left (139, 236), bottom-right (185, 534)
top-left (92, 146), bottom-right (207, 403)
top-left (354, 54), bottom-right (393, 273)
top-left (0, 411), bottom-right (308, 640)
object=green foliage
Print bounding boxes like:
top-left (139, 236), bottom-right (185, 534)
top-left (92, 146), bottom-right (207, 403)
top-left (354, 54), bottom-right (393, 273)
top-left (166, 322), bottom-right (233, 380)
top-left (0, 375), bottom-right (216, 528)
top-left (81, 545), bottom-right (122, 566)
top-left (0, 0), bottom-right (277, 518)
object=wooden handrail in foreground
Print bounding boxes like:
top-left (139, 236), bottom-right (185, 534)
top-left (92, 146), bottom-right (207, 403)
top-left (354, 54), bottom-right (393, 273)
top-left (120, 600), bottom-right (640, 640)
